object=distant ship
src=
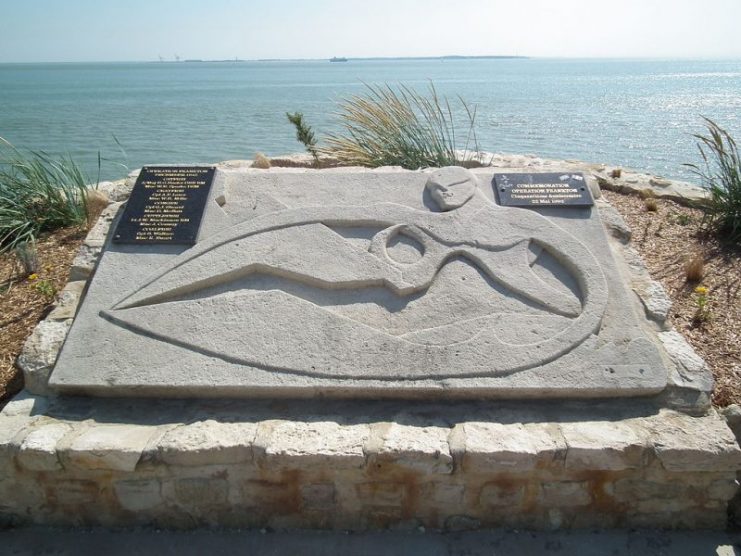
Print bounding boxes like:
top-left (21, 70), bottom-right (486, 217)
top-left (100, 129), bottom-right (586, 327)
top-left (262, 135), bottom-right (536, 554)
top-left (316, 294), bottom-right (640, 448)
top-left (330, 57), bottom-right (348, 63)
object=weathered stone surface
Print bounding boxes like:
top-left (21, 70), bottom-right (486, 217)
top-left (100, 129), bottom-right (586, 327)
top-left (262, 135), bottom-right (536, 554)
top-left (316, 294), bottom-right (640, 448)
top-left (63, 424), bottom-right (159, 472)
top-left (47, 280), bottom-right (86, 321)
top-left (659, 331), bottom-right (714, 395)
top-left (169, 477), bottom-right (229, 507)
top-left (114, 479), bottom-right (163, 512)
top-left (539, 481), bottom-right (592, 507)
top-left (597, 202), bottom-right (632, 243)
top-left (17, 319), bottom-right (72, 396)
top-left (0, 415), bottom-right (36, 453)
top-left (157, 420), bottom-right (256, 466)
top-left (263, 421), bottom-right (368, 469)
top-left (649, 411), bottom-right (741, 472)
top-left (0, 391), bottom-right (48, 417)
top-left (561, 420), bottom-right (647, 470)
top-left (634, 280), bottom-right (672, 324)
top-left (17, 421), bottom-right (71, 471)
top-left (301, 483), bottom-right (336, 510)
top-left (69, 243), bottom-right (102, 282)
top-left (85, 202), bottom-right (123, 244)
top-left (97, 179), bottom-right (133, 202)
top-left (722, 404), bottom-right (741, 441)
top-left (479, 483), bottom-right (525, 508)
top-left (50, 167), bottom-right (670, 400)
top-left (463, 422), bottom-right (564, 471)
top-left (376, 422), bottom-right (453, 474)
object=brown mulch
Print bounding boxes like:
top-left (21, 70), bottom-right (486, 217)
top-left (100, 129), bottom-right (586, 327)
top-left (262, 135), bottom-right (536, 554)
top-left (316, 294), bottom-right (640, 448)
top-left (602, 190), bottom-right (741, 407)
top-left (0, 193), bottom-right (738, 408)
top-left (0, 228), bottom-right (86, 405)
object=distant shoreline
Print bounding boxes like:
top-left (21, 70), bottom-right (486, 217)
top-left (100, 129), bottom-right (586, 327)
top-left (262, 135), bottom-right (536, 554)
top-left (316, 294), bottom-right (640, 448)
top-left (0, 55), bottom-right (531, 65)
top-left (187, 55), bottom-right (530, 63)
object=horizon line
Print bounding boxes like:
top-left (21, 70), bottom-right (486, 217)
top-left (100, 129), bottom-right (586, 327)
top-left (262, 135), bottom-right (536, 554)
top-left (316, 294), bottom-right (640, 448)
top-left (2, 54), bottom-right (741, 65)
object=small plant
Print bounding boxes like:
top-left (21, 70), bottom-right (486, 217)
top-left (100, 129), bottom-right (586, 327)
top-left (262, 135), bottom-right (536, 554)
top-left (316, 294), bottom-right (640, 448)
top-left (0, 138), bottom-right (91, 253)
top-left (692, 285), bottom-right (711, 324)
top-left (286, 112), bottom-right (319, 165)
top-left (32, 278), bottom-right (56, 301)
top-left (253, 152), bottom-right (271, 169)
top-left (85, 189), bottom-right (109, 228)
top-left (14, 241), bottom-right (39, 275)
top-left (685, 253), bottom-right (705, 282)
top-left (684, 118), bottom-right (741, 243)
top-left (321, 83), bottom-right (478, 170)
top-left (644, 197), bottom-right (658, 212)
top-left (667, 211), bottom-right (692, 226)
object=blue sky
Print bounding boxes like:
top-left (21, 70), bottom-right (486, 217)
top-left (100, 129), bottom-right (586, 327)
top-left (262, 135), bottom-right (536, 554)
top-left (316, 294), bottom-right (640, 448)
top-left (1, 0), bottom-right (740, 62)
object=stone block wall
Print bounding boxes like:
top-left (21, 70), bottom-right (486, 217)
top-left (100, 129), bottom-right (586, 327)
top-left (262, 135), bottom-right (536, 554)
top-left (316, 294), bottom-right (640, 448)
top-left (1, 401), bottom-right (739, 530)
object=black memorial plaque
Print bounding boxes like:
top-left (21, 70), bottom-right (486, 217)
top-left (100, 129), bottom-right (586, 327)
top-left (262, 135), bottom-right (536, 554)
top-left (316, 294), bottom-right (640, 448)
top-left (494, 173), bottom-right (594, 207)
top-left (113, 166), bottom-right (215, 245)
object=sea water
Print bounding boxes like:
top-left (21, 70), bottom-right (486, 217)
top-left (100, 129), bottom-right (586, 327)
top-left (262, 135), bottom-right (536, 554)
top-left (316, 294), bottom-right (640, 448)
top-left (0, 58), bottom-right (739, 182)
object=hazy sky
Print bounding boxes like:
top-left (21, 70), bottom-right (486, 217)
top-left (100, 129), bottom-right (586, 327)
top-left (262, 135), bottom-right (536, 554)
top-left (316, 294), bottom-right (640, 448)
top-left (1, 0), bottom-right (740, 62)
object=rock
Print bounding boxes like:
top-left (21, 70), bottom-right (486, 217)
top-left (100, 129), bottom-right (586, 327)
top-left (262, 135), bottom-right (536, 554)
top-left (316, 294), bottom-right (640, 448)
top-left (721, 405), bottom-right (741, 441)
top-left (0, 391), bottom-right (48, 417)
top-left (634, 280), bottom-right (672, 324)
top-left (649, 410), bottom-right (741, 472)
top-left (97, 179), bottom-right (133, 202)
top-left (69, 243), bottom-right (102, 282)
top-left (16, 319), bottom-right (72, 396)
top-left (47, 281), bottom-right (86, 321)
top-left (598, 202), bottom-right (632, 243)
top-left (262, 421), bottom-right (369, 470)
top-left (650, 177), bottom-right (672, 187)
top-left (561, 420), bottom-right (647, 470)
top-left (17, 422), bottom-right (72, 471)
top-left (156, 420), bottom-right (257, 466)
top-left (463, 422), bottom-right (564, 471)
top-left (374, 421), bottom-right (453, 474)
top-left (63, 424), bottom-right (160, 472)
top-left (659, 331), bottom-right (713, 394)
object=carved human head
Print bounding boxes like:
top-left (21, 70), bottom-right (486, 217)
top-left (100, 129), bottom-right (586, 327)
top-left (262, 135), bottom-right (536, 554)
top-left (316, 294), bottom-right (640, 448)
top-left (425, 167), bottom-right (477, 211)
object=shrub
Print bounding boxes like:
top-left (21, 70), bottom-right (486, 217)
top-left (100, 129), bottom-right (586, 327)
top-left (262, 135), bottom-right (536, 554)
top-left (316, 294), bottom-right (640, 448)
top-left (286, 112), bottom-right (319, 165)
top-left (253, 152), bottom-right (272, 169)
top-left (684, 118), bottom-right (741, 243)
top-left (685, 253), bottom-right (705, 282)
top-left (0, 139), bottom-right (92, 252)
top-left (321, 83), bottom-right (478, 170)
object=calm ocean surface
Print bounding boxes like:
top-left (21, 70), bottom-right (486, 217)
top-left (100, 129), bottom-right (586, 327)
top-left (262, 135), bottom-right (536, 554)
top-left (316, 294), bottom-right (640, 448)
top-left (1, 58), bottom-right (740, 182)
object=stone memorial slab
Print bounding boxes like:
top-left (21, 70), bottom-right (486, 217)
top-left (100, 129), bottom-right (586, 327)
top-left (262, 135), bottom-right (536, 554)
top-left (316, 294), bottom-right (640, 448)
top-left (494, 172), bottom-right (594, 207)
top-left (113, 166), bottom-right (215, 244)
top-left (49, 167), bottom-right (671, 399)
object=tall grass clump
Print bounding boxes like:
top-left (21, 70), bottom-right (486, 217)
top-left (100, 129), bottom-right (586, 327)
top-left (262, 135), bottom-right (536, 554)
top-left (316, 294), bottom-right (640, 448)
top-left (0, 139), bottom-right (91, 253)
top-left (322, 83), bottom-right (478, 169)
top-left (684, 118), bottom-right (741, 243)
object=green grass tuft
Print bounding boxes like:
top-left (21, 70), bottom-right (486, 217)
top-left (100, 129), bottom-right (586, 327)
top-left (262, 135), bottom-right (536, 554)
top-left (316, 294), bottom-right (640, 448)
top-left (684, 118), bottom-right (741, 243)
top-left (321, 83), bottom-right (478, 170)
top-left (0, 138), bottom-right (92, 253)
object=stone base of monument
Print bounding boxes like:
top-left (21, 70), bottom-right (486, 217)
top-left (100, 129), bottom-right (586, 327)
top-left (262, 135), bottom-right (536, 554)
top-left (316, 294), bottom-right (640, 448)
top-left (2, 163), bottom-right (739, 530)
top-left (1, 397), bottom-right (739, 529)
